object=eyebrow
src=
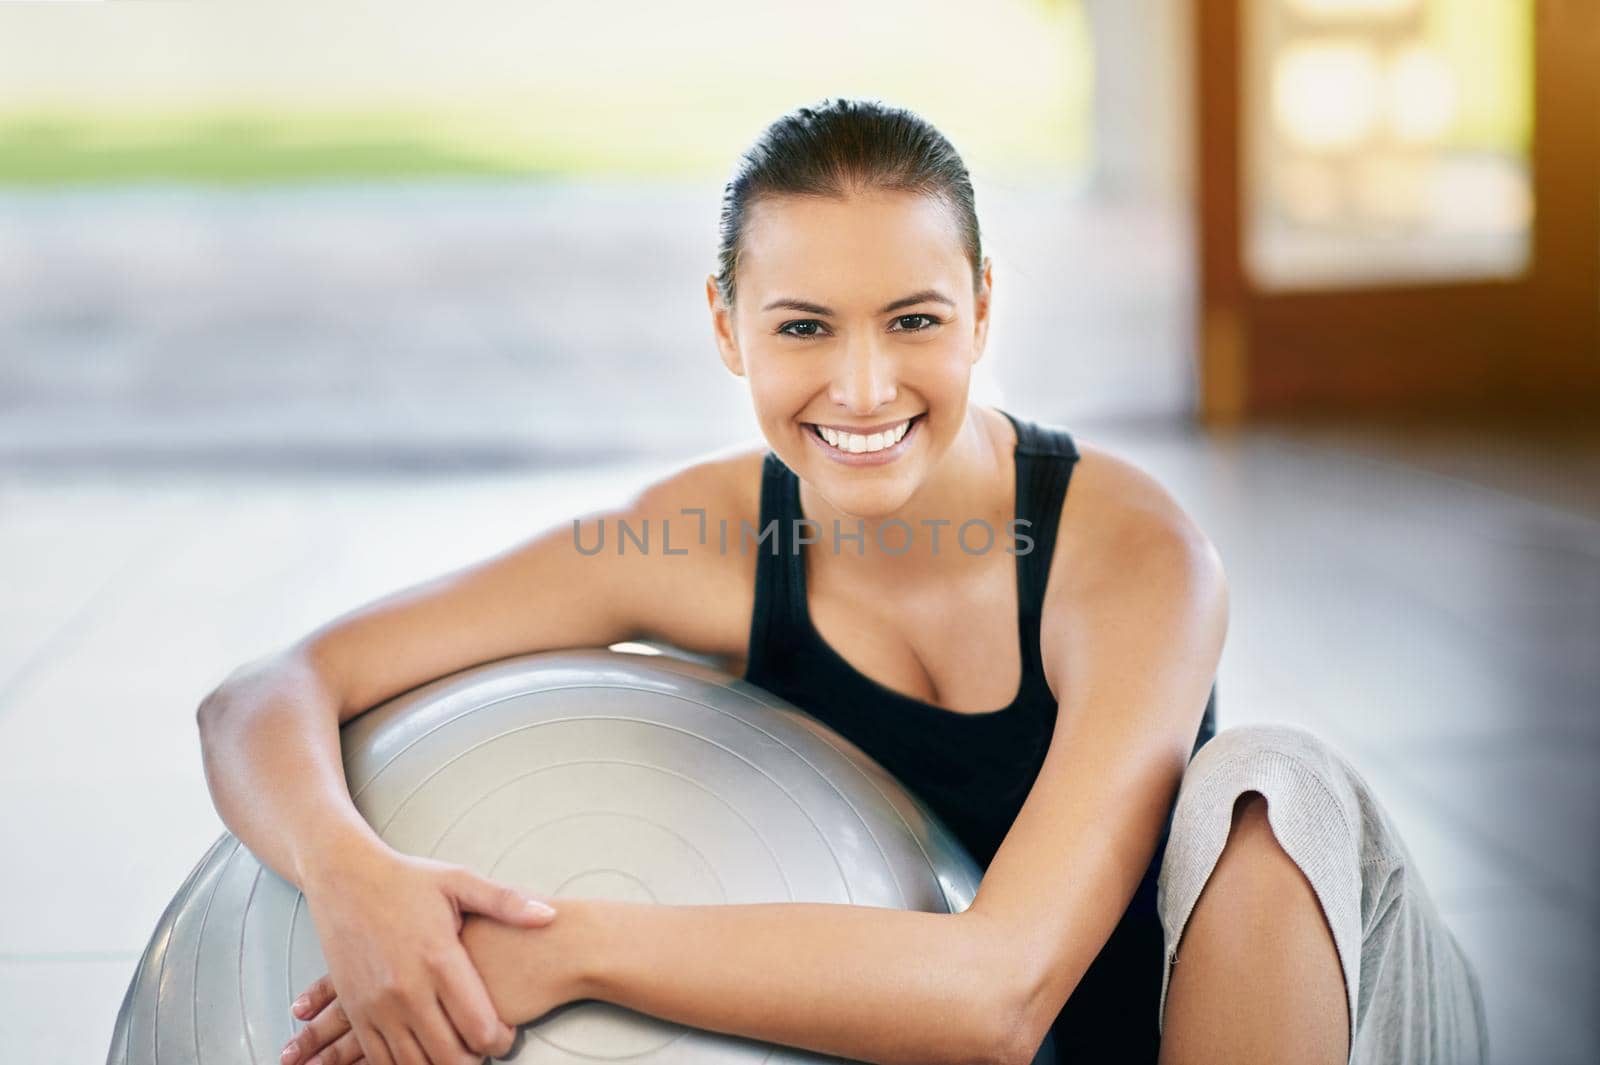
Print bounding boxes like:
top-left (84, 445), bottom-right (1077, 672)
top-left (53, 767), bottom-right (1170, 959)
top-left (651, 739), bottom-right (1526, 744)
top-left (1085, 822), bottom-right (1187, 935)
top-left (760, 289), bottom-right (956, 316)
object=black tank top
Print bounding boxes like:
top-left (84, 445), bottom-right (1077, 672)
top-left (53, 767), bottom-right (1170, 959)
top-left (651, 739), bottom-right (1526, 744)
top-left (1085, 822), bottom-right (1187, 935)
top-left (742, 408), bottom-right (1218, 1062)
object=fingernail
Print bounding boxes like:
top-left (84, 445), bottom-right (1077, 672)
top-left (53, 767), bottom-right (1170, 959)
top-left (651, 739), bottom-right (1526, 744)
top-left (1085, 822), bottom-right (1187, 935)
top-left (281, 1045), bottom-right (298, 1065)
top-left (526, 898), bottom-right (555, 916)
top-left (292, 995), bottom-right (308, 1015)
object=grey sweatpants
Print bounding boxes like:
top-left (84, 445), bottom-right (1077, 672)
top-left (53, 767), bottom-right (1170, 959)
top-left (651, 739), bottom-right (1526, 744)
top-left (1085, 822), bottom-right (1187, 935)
top-left (1155, 724), bottom-right (1490, 1064)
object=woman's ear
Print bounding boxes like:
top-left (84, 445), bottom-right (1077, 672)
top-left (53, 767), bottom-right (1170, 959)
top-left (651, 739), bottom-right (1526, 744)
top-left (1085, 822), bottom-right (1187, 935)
top-left (707, 274), bottom-right (745, 377)
top-left (970, 256), bottom-right (994, 365)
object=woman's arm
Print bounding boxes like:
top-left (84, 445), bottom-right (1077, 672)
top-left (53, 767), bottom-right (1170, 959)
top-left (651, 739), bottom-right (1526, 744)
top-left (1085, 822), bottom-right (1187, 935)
top-left (201, 484), bottom-right (706, 1065)
top-left (289, 897), bottom-right (1018, 1065)
top-left (200, 459), bottom-right (738, 891)
top-left (197, 648), bottom-right (375, 892)
top-left (572, 899), bottom-right (1012, 1064)
top-left (198, 649), bottom-right (554, 1065)
top-left (977, 454), bottom-right (1229, 1059)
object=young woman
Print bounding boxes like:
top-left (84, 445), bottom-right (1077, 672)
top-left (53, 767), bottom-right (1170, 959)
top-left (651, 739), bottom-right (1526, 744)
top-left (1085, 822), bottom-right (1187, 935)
top-left (199, 98), bottom-right (1487, 1065)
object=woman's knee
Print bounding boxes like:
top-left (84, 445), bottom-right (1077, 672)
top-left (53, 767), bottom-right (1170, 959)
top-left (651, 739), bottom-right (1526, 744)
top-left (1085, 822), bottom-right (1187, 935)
top-left (1189, 722), bottom-right (1395, 835)
top-left (1177, 724), bottom-right (1359, 823)
top-left (1163, 722), bottom-right (1372, 909)
top-left (1189, 722), bottom-right (1344, 776)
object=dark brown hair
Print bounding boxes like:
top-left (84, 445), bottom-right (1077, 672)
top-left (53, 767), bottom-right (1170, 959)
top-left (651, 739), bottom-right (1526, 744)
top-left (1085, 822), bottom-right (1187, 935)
top-left (714, 97), bottom-right (984, 308)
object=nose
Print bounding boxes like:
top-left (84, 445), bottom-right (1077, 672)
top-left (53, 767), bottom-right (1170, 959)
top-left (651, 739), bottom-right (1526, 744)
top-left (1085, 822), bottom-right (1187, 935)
top-left (828, 331), bottom-right (897, 415)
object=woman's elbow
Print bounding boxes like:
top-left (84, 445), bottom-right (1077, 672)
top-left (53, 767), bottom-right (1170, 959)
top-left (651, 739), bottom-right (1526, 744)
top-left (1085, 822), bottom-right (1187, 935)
top-left (983, 995), bottom-right (1048, 1065)
top-left (958, 956), bottom-right (1044, 1065)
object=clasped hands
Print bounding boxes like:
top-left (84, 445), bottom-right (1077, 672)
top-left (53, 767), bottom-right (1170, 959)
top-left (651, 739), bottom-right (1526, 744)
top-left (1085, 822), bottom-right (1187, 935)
top-left (280, 916), bottom-right (569, 1065)
top-left (280, 846), bottom-right (580, 1065)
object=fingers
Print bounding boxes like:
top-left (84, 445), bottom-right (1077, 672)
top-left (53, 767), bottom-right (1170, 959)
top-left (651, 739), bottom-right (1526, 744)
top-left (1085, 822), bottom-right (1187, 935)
top-left (436, 948), bottom-right (516, 1058)
top-left (282, 998), bottom-right (352, 1065)
top-left (410, 998), bottom-right (477, 1065)
top-left (385, 1026), bottom-right (432, 1065)
top-left (448, 869), bottom-right (556, 929)
top-left (302, 1028), bottom-right (363, 1065)
top-left (287, 994), bottom-right (393, 1065)
top-left (352, 1022), bottom-right (395, 1065)
top-left (292, 974), bottom-right (337, 1023)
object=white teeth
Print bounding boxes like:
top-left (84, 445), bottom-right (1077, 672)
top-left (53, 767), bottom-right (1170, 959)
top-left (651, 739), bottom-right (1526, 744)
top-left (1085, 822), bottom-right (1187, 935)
top-left (816, 418), bottom-right (912, 454)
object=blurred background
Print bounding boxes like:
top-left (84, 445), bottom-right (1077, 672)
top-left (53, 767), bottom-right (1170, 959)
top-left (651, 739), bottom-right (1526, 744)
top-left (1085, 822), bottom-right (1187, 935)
top-left (0, 1), bottom-right (1595, 1062)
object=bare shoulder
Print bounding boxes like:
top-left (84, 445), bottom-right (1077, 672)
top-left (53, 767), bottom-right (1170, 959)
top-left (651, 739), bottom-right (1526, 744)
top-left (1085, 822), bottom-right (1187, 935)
top-left (624, 440), bottom-right (766, 547)
top-left (614, 440), bottom-right (769, 663)
top-left (1050, 438), bottom-right (1225, 594)
top-left (1035, 437), bottom-right (1228, 705)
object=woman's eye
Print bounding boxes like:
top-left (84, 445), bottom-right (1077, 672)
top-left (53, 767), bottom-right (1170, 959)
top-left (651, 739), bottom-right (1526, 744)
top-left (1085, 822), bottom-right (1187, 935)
top-left (778, 315), bottom-right (939, 339)
top-left (778, 320), bottom-right (825, 339)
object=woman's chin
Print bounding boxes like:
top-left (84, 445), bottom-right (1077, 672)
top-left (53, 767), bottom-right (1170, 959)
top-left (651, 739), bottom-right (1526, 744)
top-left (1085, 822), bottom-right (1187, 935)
top-left (806, 474), bottom-right (917, 524)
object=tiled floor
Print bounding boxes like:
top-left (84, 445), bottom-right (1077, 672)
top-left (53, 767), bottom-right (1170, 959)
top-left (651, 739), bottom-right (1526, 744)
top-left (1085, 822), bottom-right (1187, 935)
top-left (1, 416), bottom-right (1594, 1064)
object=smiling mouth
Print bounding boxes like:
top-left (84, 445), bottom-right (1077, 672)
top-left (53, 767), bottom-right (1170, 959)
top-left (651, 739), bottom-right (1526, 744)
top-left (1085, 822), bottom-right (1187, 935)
top-left (804, 413), bottom-right (924, 454)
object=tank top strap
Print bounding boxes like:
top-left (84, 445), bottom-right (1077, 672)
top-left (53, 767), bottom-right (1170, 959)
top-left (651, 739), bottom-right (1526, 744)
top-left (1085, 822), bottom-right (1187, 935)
top-left (745, 452), bottom-right (803, 669)
top-left (999, 409), bottom-right (1081, 618)
top-left (1003, 407), bottom-right (1081, 461)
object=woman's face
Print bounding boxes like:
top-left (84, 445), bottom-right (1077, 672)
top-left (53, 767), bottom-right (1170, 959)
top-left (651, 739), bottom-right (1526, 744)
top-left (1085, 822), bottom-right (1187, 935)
top-left (708, 188), bottom-right (992, 519)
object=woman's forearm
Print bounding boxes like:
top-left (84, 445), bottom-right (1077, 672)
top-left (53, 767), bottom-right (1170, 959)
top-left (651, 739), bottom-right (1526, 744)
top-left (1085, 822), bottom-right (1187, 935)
top-left (559, 897), bottom-right (1019, 1065)
top-left (195, 644), bottom-right (385, 889)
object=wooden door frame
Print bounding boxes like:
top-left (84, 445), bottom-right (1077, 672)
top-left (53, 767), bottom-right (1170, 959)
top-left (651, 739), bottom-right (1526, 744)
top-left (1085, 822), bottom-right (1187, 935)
top-left (1195, 0), bottom-right (1600, 423)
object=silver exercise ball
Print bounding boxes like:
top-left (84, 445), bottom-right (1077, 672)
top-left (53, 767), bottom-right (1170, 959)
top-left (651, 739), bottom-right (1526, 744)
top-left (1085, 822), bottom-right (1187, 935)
top-left (110, 646), bottom-right (1046, 1064)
